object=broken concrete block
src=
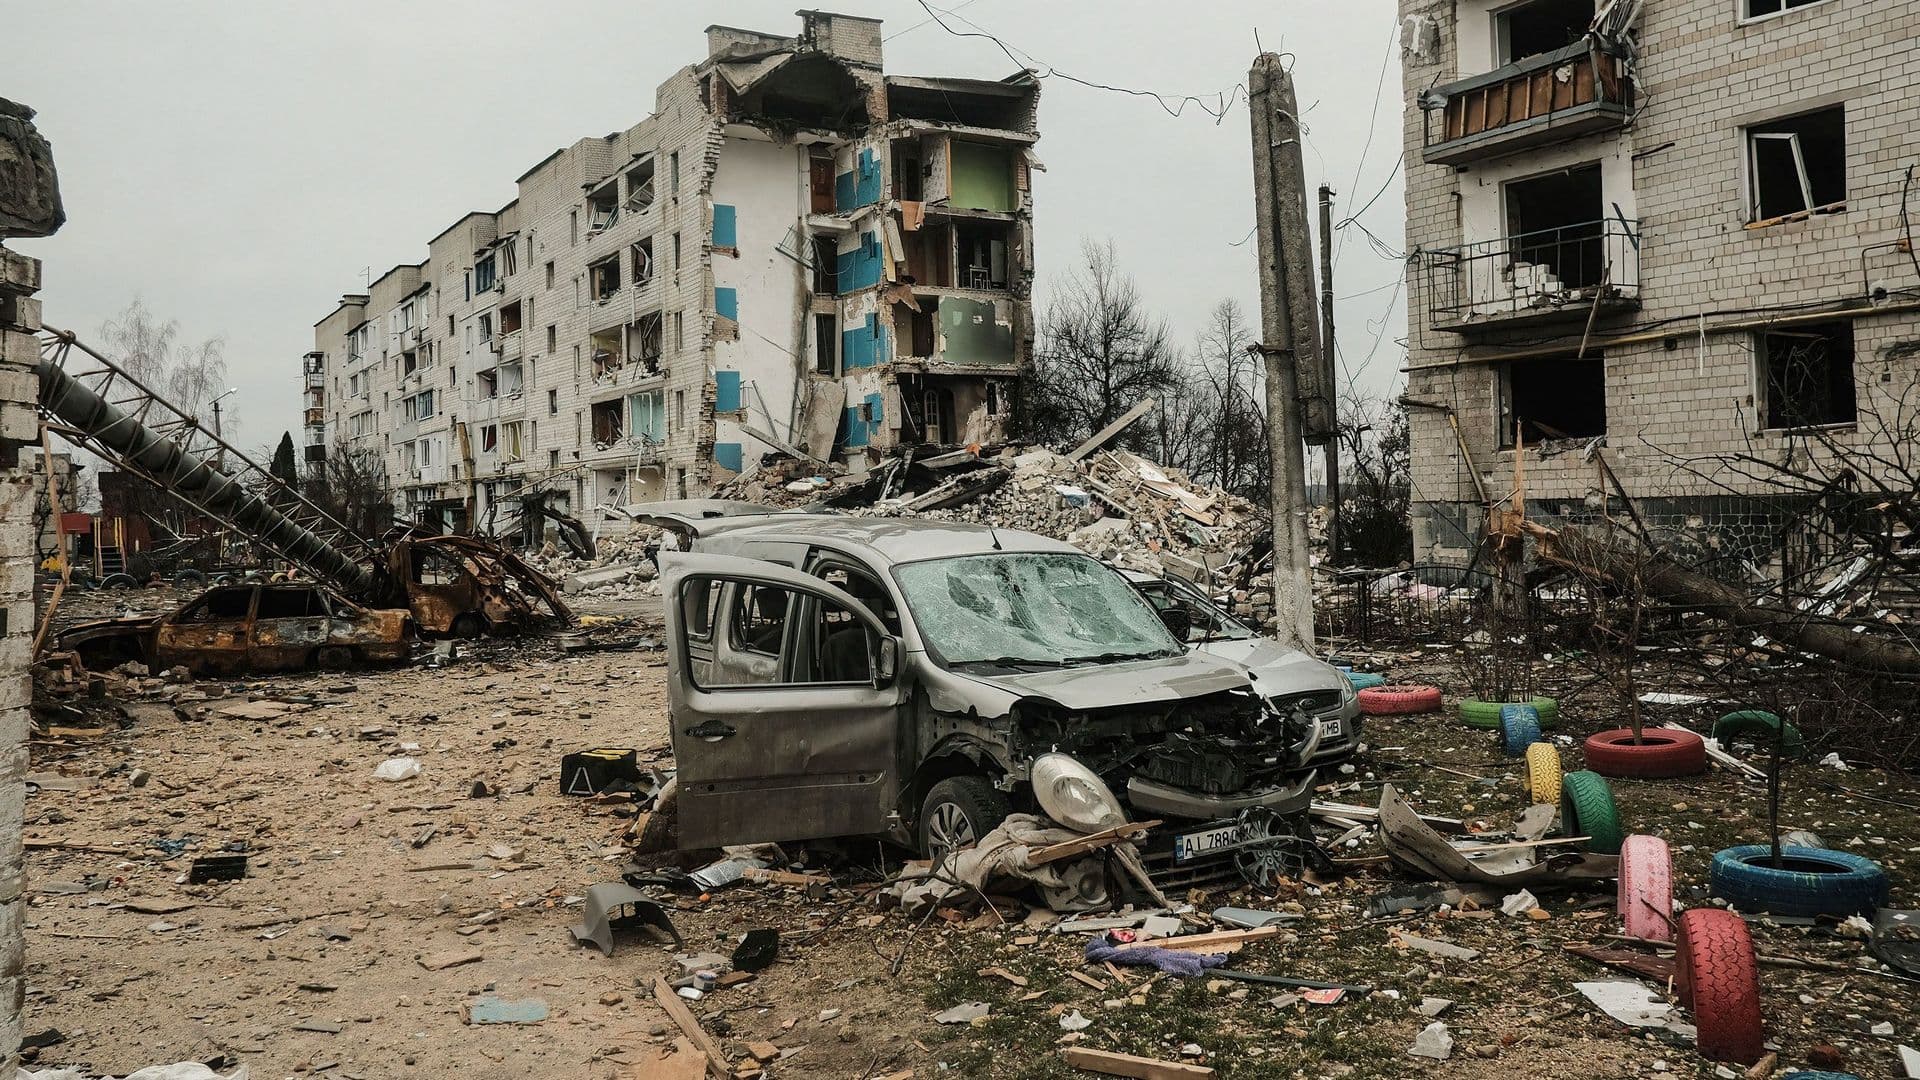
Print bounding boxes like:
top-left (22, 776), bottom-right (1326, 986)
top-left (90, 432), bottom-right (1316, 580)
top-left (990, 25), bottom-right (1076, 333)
top-left (1409, 1021), bottom-right (1453, 1060)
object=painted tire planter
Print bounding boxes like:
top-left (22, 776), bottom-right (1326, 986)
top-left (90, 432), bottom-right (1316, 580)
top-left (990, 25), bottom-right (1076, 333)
top-left (1711, 709), bottom-right (1805, 755)
top-left (1676, 908), bottom-right (1765, 1065)
top-left (1558, 770), bottom-right (1624, 855)
top-left (1459, 696), bottom-right (1558, 730)
top-left (1709, 845), bottom-right (1889, 918)
top-left (1582, 727), bottom-right (1707, 779)
top-left (1355, 684), bottom-right (1443, 716)
top-left (1345, 671), bottom-right (1387, 691)
top-left (1617, 835), bottom-right (1674, 943)
top-left (1499, 705), bottom-right (1542, 757)
top-left (1524, 741), bottom-right (1562, 804)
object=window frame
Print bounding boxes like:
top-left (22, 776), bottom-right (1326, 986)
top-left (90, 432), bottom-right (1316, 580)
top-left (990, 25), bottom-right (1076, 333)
top-left (1737, 0), bottom-right (1834, 25)
top-left (1753, 320), bottom-right (1858, 432)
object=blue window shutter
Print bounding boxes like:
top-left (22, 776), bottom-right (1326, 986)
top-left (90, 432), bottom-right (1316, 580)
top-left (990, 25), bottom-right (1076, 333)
top-left (714, 287), bottom-right (738, 321)
top-left (711, 204), bottom-right (737, 248)
top-left (713, 441), bottom-right (743, 472)
top-left (714, 370), bottom-right (742, 412)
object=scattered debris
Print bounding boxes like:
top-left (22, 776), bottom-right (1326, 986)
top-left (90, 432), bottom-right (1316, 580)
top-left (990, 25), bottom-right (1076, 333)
top-left (465, 996), bottom-right (549, 1025)
top-left (933, 1002), bottom-right (991, 1025)
top-left (570, 882), bottom-right (682, 956)
top-left (373, 757), bottom-right (421, 782)
top-left (1408, 1021), bottom-right (1454, 1061)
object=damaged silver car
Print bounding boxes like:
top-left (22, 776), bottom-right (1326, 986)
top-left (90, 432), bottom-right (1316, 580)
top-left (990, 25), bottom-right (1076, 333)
top-left (662, 519), bottom-right (1348, 887)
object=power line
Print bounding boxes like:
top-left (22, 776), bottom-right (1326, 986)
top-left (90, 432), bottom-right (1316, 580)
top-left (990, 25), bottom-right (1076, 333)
top-left (910, 0), bottom-right (1254, 121)
top-left (1334, 25), bottom-right (1401, 271)
top-left (885, 0), bottom-right (985, 41)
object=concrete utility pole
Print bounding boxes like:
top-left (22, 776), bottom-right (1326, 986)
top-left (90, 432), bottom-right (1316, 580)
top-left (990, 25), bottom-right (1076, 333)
top-left (1317, 184), bottom-right (1343, 564)
top-left (1248, 54), bottom-right (1322, 649)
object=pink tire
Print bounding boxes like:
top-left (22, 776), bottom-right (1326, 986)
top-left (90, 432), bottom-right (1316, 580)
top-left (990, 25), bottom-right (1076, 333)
top-left (1618, 834), bottom-right (1674, 943)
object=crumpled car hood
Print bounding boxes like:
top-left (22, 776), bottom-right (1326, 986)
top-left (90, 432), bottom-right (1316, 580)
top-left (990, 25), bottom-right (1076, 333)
top-left (1192, 637), bottom-right (1347, 696)
top-left (56, 615), bottom-right (162, 643)
top-left (965, 650), bottom-right (1255, 711)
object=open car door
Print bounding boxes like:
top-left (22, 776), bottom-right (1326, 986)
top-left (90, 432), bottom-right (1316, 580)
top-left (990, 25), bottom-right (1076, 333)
top-left (663, 552), bottom-right (906, 849)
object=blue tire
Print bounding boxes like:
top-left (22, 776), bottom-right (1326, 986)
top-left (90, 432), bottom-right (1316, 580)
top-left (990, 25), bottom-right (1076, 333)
top-left (1710, 845), bottom-right (1889, 918)
top-left (1499, 705), bottom-right (1541, 757)
top-left (1346, 671), bottom-right (1386, 690)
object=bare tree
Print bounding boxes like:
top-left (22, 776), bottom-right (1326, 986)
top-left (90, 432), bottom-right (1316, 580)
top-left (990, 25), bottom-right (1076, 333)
top-left (1188, 299), bottom-right (1268, 499)
top-left (312, 437), bottom-right (393, 540)
top-left (99, 298), bottom-right (230, 436)
top-left (1027, 240), bottom-right (1183, 451)
top-left (1335, 389), bottom-right (1412, 565)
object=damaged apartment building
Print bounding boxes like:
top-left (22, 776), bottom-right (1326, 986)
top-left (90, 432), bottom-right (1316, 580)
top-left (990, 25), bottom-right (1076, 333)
top-left (305, 11), bottom-right (1038, 537)
top-left (1398, 0), bottom-right (1920, 564)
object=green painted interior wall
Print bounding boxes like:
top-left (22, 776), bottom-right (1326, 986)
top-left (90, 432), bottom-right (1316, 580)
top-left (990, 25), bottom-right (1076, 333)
top-left (949, 141), bottom-right (1014, 212)
top-left (938, 297), bottom-right (1016, 365)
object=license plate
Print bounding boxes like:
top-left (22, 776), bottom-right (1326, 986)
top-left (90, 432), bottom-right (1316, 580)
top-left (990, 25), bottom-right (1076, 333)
top-left (1173, 819), bottom-right (1273, 862)
top-left (1319, 717), bottom-right (1345, 740)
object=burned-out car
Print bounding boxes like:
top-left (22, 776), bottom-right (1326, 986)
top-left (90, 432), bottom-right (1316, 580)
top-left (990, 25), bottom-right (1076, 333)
top-left (56, 583), bottom-right (413, 676)
top-left (663, 518), bottom-right (1345, 887)
top-left (1119, 569), bottom-right (1361, 767)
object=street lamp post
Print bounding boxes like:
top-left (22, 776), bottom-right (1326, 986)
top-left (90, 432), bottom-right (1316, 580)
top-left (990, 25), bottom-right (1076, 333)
top-left (209, 387), bottom-right (237, 470)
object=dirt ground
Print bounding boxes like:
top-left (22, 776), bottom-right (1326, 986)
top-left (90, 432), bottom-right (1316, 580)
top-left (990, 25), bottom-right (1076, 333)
top-left (19, 591), bottom-right (1920, 1079)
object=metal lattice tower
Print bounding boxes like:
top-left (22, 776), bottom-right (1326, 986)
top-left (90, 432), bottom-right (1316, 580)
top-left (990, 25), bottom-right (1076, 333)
top-left (36, 327), bottom-right (377, 596)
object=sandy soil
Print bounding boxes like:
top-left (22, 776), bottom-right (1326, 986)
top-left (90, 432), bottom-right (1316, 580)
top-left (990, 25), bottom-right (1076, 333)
top-left (20, 594), bottom-right (1919, 1079)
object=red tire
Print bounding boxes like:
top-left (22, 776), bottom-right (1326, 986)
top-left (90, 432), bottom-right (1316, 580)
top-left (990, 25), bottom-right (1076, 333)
top-left (1675, 908), bottom-right (1764, 1065)
top-left (1618, 835), bottom-right (1674, 943)
top-left (1582, 727), bottom-right (1707, 779)
top-left (1355, 684), bottom-right (1443, 716)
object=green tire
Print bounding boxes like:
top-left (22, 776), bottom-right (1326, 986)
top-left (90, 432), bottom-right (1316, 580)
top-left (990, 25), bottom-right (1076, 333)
top-left (1559, 770), bottom-right (1624, 855)
top-left (1711, 710), bottom-right (1805, 756)
top-left (1459, 696), bottom-right (1558, 730)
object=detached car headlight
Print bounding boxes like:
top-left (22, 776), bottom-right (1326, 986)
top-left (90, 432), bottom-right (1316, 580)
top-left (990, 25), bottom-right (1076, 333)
top-left (1031, 753), bottom-right (1126, 833)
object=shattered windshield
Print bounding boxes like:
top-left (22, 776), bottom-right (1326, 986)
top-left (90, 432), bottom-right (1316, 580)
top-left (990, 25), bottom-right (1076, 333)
top-left (893, 552), bottom-right (1183, 667)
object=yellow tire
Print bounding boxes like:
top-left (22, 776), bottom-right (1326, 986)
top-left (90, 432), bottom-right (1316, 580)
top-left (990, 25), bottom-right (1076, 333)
top-left (1525, 741), bottom-right (1562, 805)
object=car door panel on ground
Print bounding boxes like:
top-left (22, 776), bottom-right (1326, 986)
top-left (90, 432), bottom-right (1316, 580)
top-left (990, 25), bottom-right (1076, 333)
top-left (664, 552), bottom-right (905, 849)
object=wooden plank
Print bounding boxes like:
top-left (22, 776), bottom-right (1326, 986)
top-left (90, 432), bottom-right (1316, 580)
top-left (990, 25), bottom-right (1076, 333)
top-left (1061, 1047), bottom-right (1215, 1078)
top-left (651, 977), bottom-right (731, 1080)
top-left (1067, 398), bottom-right (1157, 462)
top-left (1026, 821), bottom-right (1160, 867)
top-left (740, 868), bottom-right (832, 887)
top-left (1110, 925), bottom-right (1284, 955)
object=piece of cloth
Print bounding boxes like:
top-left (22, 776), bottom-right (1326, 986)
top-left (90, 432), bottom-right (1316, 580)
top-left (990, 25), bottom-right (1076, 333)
top-left (1084, 935), bottom-right (1229, 978)
top-left (887, 813), bottom-right (1112, 913)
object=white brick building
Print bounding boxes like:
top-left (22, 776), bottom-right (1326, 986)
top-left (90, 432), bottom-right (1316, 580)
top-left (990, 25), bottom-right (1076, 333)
top-left (1398, 0), bottom-right (1920, 564)
top-left (305, 11), bottom-right (1038, 540)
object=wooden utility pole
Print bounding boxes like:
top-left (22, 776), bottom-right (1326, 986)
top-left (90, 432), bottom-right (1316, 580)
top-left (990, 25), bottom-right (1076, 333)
top-left (1248, 53), bottom-right (1323, 649)
top-left (1317, 183), bottom-right (1343, 564)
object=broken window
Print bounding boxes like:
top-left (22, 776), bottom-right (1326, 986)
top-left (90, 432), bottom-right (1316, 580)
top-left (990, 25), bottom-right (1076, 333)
top-left (1505, 163), bottom-right (1605, 291)
top-left (499, 300), bottom-right (522, 335)
top-left (814, 313), bottom-right (838, 375)
top-left (591, 400), bottom-right (623, 447)
top-left (502, 420), bottom-right (525, 460)
top-left (474, 254), bottom-right (497, 294)
top-left (629, 312), bottom-right (663, 371)
top-left (178, 588), bottom-right (253, 623)
top-left (501, 241), bottom-right (518, 278)
top-left (632, 238), bottom-right (655, 287)
top-left (627, 389), bottom-right (665, 443)
top-left (478, 368), bottom-right (499, 399)
top-left (411, 549), bottom-right (462, 586)
top-left (626, 156), bottom-right (656, 214)
top-left (402, 350), bottom-right (418, 376)
top-left (894, 552), bottom-right (1175, 667)
top-left (1745, 0), bottom-right (1828, 18)
top-left (812, 235), bottom-right (839, 294)
top-left (1748, 106), bottom-right (1846, 222)
top-left (591, 329), bottom-right (622, 379)
top-left (481, 423), bottom-right (498, 452)
top-left (954, 220), bottom-right (1010, 290)
top-left (589, 256), bottom-right (622, 303)
top-left (809, 148), bottom-right (836, 213)
top-left (1495, 0), bottom-right (1594, 64)
top-left (1496, 353), bottom-right (1607, 446)
top-left (587, 185), bottom-right (620, 233)
top-left (478, 312), bottom-right (493, 342)
top-left (256, 587), bottom-right (326, 620)
top-left (1759, 320), bottom-right (1856, 429)
top-left (891, 137), bottom-right (923, 201)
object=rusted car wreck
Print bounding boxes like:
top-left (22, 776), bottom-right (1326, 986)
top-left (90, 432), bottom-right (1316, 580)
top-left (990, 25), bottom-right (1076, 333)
top-left (384, 533), bottom-right (571, 639)
top-left (56, 582), bottom-right (412, 676)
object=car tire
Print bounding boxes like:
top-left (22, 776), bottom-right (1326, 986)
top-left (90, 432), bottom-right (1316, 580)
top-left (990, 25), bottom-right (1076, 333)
top-left (1618, 835), bottom-right (1674, 943)
top-left (99, 573), bottom-right (138, 590)
top-left (919, 776), bottom-right (1010, 862)
top-left (1459, 696), bottom-right (1557, 730)
top-left (1524, 741), bottom-right (1562, 805)
top-left (1499, 705), bottom-right (1542, 756)
top-left (1709, 845), bottom-right (1889, 918)
top-left (1559, 770), bottom-right (1624, 855)
top-left (450, 613), bottom-right (486, 640)
top-left (1711, 709), bottom-right (1806, 755)
top-left (173, 569), bottom-right (207, 589)
top-left (1583, 727), bottom-right (1707, 778)
top-left (1355, 684), bottom-right (1442, 716)
top-left (1344, 671), bottom-right (1387, 691)
top-left (314, 646), bottom-right (355, 671)
top-left (1675, 908), bottom-right (1765, 1066)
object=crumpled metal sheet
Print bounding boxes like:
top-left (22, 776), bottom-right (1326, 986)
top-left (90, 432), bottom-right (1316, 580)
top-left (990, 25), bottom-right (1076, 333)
top-left (570, 882), bottom-right (682, 957)
top-left (1377, 784), bottom-right (1618, 886)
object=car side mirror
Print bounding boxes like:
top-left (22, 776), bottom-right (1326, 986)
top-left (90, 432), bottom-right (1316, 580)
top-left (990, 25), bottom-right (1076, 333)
top-left (874, 636), bottom-right (899, 686)
top-left (1158, 606), bottom-right (1193, 642)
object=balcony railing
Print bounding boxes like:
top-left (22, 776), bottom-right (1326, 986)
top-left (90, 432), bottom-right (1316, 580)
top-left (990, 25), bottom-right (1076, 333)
top-left (1422, 43), bottom-right (1630, 166)
top-left (1422, 218), bottom-right (1641, 333)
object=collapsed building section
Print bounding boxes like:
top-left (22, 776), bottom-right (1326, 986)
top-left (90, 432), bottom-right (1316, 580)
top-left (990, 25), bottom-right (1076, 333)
top-left (304, 12), bottom-right (1038, 549)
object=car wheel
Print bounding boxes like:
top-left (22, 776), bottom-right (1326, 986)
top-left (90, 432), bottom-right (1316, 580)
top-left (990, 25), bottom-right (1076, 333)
top-left (173, 569), bottom-right (207, 589)
top-left (99, 573), bottom-right (138, 590)
top-left (919, 777), bottom-right (1010, 862)
top-left (314, 646), bottom-right (355, 671)
top-left (450, 613), bottom-right (486, 639)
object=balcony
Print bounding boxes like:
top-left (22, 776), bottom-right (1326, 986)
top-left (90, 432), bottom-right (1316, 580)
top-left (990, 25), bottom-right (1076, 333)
top-left (1421, 43), bottom-right (1630, 167)
top-left (1422, 218), bottom-right (1641, 334)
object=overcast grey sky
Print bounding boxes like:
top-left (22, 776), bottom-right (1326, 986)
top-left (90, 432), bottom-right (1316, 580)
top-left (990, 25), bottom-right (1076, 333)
top-left (9, 0), bottom-right (1407, 454)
